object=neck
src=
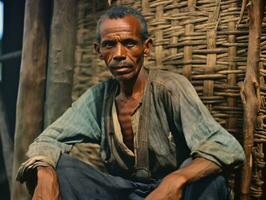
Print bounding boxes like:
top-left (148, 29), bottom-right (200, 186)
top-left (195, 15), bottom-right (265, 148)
top-left (118, 68), bottom-right (147, 99)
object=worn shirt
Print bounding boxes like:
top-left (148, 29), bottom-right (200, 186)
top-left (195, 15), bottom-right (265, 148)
top-left (19, 69), bottom-right (245, 181)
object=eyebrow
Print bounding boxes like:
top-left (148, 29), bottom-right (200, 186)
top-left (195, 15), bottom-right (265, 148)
top-left (101, 39), bottom-right (117, 46)
top-left (101, 37), bottom-right (139, 44)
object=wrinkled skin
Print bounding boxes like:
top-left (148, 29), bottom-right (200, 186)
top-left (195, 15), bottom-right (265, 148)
top-left (94, 15), bottom-right (152, 82)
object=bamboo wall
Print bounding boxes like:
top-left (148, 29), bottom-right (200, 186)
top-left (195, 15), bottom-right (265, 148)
top-left (73, 0), bottom-right (266, 199)
top-left (73, 1), bottom-right (110, 100)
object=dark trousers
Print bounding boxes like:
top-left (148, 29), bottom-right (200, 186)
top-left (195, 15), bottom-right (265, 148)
top-left (56, 154), bottom-right (230, 200)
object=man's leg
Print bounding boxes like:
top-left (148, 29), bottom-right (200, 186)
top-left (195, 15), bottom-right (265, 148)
top-left (182, 174), bottom-right (230, 200)
top-left (56, 154), bottom-right (134, 200)
top-left (56, 154), bottom-right (157, 200)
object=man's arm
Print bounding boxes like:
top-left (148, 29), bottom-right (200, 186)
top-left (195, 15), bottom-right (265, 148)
top-left (145, 157), bottom-right (221, 200)
top-left (168, 74), bottom-right (245, 168)
top-left (17, 82), bottom-right (107, 197)
top-left (145, 72), bottom-right (245, 200)
top-left (31, 166), bottom-right (60, 200)
top-left (25, 83), bottom-right (103, 168)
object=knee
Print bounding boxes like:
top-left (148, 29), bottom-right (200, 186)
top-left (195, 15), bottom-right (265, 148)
top-left (56, 154), bottom-right (71, 172)
top-left (56, 153), bottom-right (106, 183)
top-left (206, 175), bottom-right (229, 199)
top-left (210, 175), bottom-right (227, 189)
top-left (56, 154), bottom-right (83, 178)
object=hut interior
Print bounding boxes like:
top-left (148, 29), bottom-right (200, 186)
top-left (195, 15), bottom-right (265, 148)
top-left (74, 0), bottom-right (266, 198)
top-left (0, 0), bottom-right (265, 199)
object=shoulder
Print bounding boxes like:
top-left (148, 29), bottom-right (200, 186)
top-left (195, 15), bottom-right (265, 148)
top-left (74, 77), bottom-right (116, 105)
top-left (149, 69), bottom-right (193, 93)
top-left (89, 77), bottom-right (115, 92)
top-left (83, 77), bottom-right (116, 95)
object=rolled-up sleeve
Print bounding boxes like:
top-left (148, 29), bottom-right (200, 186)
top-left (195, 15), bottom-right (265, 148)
top-left (171, 75), bottom-right (245, 168)
top-left (25, 83), bottom-right (105, 167)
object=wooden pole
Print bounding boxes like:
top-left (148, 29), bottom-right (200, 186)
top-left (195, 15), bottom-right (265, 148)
top-left (44, 0), bottom-right (77, 127)
top-left (239, 0), bottom-right (265, 199)
top-left (0, 89), bottom-right (13, 190)
top-left (11, 0), bottom-right (49, 199)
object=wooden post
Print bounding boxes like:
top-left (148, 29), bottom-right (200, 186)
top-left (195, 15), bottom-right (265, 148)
top-left (44, 0), bottom-right (77, 127)
top-left (239, 0), bottom-right (265, 199)
top-left (11, 0), bottom-right (49, 199)
top-left (0, 89), bottom-right (13, 190)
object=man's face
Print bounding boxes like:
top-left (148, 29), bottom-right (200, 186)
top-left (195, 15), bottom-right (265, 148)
top-left (95, 15), bottom-right (152, 81)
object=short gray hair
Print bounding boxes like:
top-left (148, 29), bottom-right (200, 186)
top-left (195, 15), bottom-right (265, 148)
top-left (96, 6), bottom-right (149, 43)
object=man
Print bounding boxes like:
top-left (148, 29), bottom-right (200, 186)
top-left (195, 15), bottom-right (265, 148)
top-left (18, 6), bottom-right (245, 200)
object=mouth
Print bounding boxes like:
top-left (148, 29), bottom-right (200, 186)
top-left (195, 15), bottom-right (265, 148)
top-left (112, 65), bottom-right (130, 69)
top-left (112, 67), bottom-right (131, 74)
top-left (110, 64), bottom-right (133, 73)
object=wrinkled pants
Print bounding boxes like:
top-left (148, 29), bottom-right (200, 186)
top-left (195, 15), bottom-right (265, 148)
top-left (56, 154), bottom-right (230, 200)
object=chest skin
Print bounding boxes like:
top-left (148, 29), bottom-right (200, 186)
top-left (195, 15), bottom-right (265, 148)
top-left (115, 96), bottom-right (140, 152)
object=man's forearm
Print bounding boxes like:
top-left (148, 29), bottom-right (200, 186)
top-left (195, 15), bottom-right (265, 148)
top-left (145, 157), bottom-right (221, 200)
top-left (172, 157), bottom-right (221, 185)
top-left (31, 166), bottom-right (60, 200)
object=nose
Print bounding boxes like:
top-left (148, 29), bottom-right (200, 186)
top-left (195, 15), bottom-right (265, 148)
top-left (113, 43), bottom-right (126, 61)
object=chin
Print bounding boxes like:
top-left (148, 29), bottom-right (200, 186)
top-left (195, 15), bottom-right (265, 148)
top-left (113, 72), bottom-right (137, 81)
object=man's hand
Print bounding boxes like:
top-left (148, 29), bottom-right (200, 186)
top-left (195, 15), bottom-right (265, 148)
top-left (32, 166), bottom-right (60, 200)
top-left (145, 172), bottom-right (187, 200)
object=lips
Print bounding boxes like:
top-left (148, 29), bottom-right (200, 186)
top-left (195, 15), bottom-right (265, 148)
top-left (111, 62), bottom-right (132, 68)
top-left (110, 62), bottom-right (133, 72)
top-left (111, 66), bottom-right (132, 74)
top-left (112, 65), bottom-right (130, 69)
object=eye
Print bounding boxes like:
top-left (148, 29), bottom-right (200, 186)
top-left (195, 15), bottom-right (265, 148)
top-left (123, 39), bottom-right (137, 48)
top-left (101, 40), bottom-right (116, 49)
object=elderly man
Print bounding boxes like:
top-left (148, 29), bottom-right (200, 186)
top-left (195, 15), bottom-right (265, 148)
top-left (18, 6), bottom-right (245, 200)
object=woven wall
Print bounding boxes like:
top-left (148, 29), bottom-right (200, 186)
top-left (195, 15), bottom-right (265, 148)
top-left (73, 0), bottom-right (266, 199)
top-left (73, 0), bottom-right (111, 100)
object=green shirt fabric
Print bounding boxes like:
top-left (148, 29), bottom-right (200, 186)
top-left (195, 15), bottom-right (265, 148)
top-left (25, 69), bottom-right (245, 180)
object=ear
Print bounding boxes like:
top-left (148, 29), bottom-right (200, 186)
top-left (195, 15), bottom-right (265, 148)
top-left (94, 42), bottom-right (103, 59)
top-left (143, 38), bottom-right (153, 56)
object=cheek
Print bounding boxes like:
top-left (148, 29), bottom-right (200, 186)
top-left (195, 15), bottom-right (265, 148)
top-left (128, 48), bottom-right (144, 62)
top-left (101, 52), bottom-right (113, 64)
top-left (131, 47), bottom-right (144, 56)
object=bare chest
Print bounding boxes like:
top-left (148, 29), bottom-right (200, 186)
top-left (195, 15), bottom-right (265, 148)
top-left (115, 98), bottom-right (140, 151)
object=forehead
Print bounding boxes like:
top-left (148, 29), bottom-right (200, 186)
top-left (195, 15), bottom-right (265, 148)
top-left (99, 15), bottom-right (142, 39)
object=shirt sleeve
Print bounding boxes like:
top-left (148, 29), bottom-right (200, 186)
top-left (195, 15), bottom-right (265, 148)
top-left (16, 156), bottom-right (54, 182)
top-left (171, 75), bottom-right (245, 168)
top-left (25, 83), bottom-right (105, 168)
